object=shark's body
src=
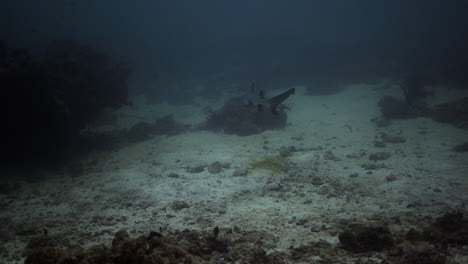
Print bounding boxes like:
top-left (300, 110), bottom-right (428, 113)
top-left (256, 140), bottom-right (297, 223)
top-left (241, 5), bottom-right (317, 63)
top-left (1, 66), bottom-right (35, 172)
top-left (244, 82), bottom-right (295, 115)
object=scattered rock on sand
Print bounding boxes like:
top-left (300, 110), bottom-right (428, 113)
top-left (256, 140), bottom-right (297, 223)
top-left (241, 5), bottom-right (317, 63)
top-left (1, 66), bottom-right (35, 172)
top-left (317, 185), bottom-right (330, 195)
top-left (291, 135), bottom-right (304, 141)
top-left (382, 134), bottom-right (406, 143)
top-left (187, 165), bottom-right (205, 173)
top-left (310, 176), bottom-right (324, 186)
top-left (263, 182), bottom-right (284, 192)
top-left (172, 201), bottom-right (190, 210)
top-left (374, 141), bottom-right (387, 148)
top-left (167, 173), bottom-right (180, 178)
top-left (208, 161), bottom-right (223, 174)
top-left (232, 168), bottom-right (248, 177)
top-left (361, 163), bottom-right (387, 170)
top-left (369, 152), bottom-right (391, 161)
top-left (371, 116), bottom-right (392, 127)
top-left (221, 162), bottom-right (231, 169)
top-left (279, 145), bottom-right (298, 157)
top-left (385, 174), bottom-right (398, 182)
top-left (324, 151), bottom-right (341, 161)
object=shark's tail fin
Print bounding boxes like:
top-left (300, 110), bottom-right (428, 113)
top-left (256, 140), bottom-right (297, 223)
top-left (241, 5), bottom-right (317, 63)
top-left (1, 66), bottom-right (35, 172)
top-left (268, 88), bottom-right (295, 115)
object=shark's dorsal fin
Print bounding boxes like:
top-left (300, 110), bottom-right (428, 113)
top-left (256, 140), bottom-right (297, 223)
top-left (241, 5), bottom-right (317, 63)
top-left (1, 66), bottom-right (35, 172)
top-left (259, 90), bottom-right (264, 99)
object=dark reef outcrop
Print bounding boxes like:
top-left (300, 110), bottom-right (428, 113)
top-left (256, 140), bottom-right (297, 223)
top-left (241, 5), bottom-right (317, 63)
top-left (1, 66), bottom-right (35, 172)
top-left (452, 141), bottom-right (468, 152)
top-left (432, 97), bottom-right (468, 130)
top-left (44, 40), bottom-right (130, 129)
top-left (1, 40), bottom-right (130, 170)
top-left (378, 96), bottom-right (412, 119)
top-left (377, 74), bottom-right (433, 120)
top-left (376, 73), bottom-right (468, 130)
top-left (378, 90), bottom-right (468, 130)
top-left (338, 224), bottom-right (394, 253)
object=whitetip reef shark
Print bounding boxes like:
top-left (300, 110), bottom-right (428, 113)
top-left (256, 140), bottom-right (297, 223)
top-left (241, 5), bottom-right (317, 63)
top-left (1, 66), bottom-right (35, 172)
top-left (243, 82), bottom-right (295, 115)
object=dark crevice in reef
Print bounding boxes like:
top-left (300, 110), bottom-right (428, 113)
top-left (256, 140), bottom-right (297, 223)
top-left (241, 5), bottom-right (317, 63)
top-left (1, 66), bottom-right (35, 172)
top-left (1, 40), bottom-right (130, 172)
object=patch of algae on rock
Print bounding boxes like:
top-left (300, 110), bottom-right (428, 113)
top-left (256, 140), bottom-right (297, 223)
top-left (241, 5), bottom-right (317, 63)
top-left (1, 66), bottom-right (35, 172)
top-left (248, 156), bottom-right (289, 174)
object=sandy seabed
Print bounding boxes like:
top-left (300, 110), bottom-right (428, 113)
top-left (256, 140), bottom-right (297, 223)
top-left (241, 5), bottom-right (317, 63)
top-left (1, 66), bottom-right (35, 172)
top-left (1, 83), bottom-right (467, 263)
